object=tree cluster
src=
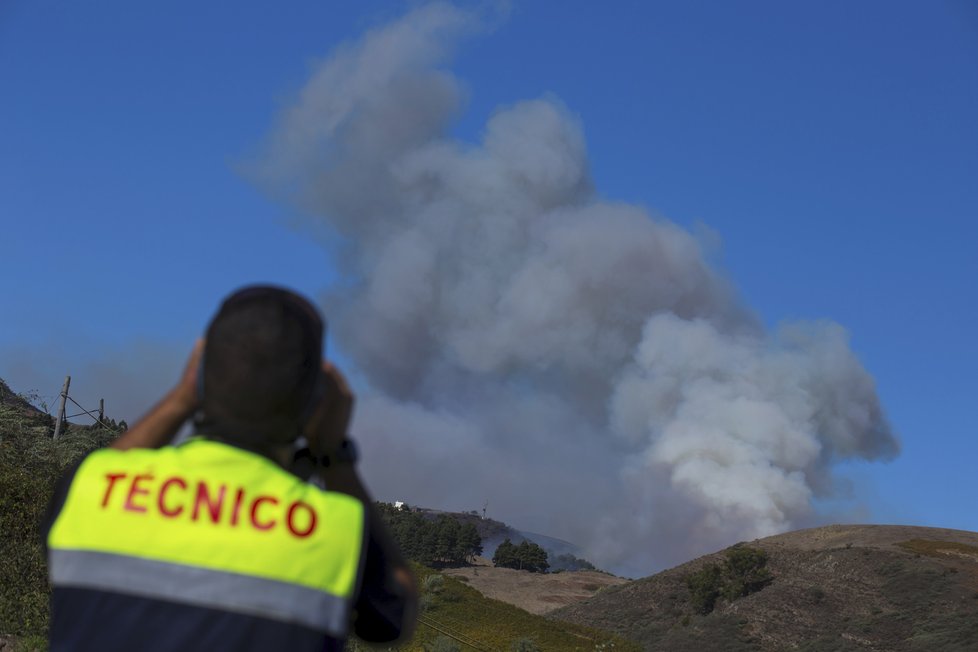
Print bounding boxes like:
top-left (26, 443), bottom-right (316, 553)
top-left (492, 538), bottom-right (549, 573)
top-left (686, 545), bottom-right (773, 615)
top-left (376, 504), bottom-right (483, 567)
top-left (549, 552), bottom-right (596, 572)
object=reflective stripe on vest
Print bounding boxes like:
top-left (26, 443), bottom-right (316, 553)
top-left (48, 439), bottom-right (365, 636)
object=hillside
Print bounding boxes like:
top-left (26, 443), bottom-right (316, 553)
top-left (551, 524), bottom-right (978, 651)
top-left (442, 556), bottom-right (628, 615)
top-left (0, 379), bottom-right (120, 648)
top-left (348, 564), bottom-right (639, 652)
top-left (7, 377), bottom-right (976, 651)
top-left (0, 380), bottom-right (50, 422)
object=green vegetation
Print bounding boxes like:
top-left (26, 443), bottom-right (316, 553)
top-left (549, 552), bottom-right (596, 572)
top-left (493, 538), bottom-right (550, 573)
top-left (377, 503), bottom-right (483, 567)
top-left (0, 382), bottom-right (120, 644)
top-left (686, 562), bottom-right (724, 615)
top-left (722, 545), bottom-right (773, 600)
top-left (685, 545), bottom-right (773, 615)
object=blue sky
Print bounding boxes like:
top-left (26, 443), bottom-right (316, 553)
top-left (2, 1), bottom-right (977, 553)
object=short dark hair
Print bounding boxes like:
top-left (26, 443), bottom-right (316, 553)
top-left (198, 286), bottom-right (324, 446)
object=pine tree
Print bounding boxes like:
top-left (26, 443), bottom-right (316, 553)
top-left (493, 538), bottom-right (518, 568)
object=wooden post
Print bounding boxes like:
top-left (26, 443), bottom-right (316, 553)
top-left (53, 375), bottom-right (71, 440)
top-left (98, 398), bottom-right (104, 424)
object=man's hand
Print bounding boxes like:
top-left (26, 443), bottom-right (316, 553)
top-left (303, 362), bottom-right (355, 459)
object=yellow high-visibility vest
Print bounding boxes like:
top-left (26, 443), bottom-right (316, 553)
top-left (48, 438), bottom-right (366, 636)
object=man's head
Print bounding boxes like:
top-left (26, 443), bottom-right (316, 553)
top-left (197, 286), bottom-right (324, 447)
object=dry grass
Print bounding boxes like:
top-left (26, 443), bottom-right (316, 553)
top-left (441, 558), bottom-right (627, 615)
top-left (896, 539), bottom-right (978, 561)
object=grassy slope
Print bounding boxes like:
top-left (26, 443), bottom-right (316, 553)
top-left (551, 524), bottom-right (978, 652)
top-left (0, 382), bottom-right (118, 645)
top-left (349, 564), bottom-right (639, 652)
top-left (442, 562), bottom-right (628, 615)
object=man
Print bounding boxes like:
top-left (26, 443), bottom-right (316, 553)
top-left (43, 286), bottom-right (416, 651)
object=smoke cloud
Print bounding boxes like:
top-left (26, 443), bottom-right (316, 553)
top-left (248, 3), bottom-right (898, 575)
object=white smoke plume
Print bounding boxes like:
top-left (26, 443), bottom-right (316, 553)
top-left (248, 2), bottom-right (898, 575)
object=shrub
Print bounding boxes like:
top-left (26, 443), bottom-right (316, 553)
top-left (722, 545), bottom-right (773, 601)
top-left (423, 574), bottom-right (445, 594)
top-left (685, 545), bottom-right (773, 615)
top-left (687, 563), bottom-right (723, 615)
